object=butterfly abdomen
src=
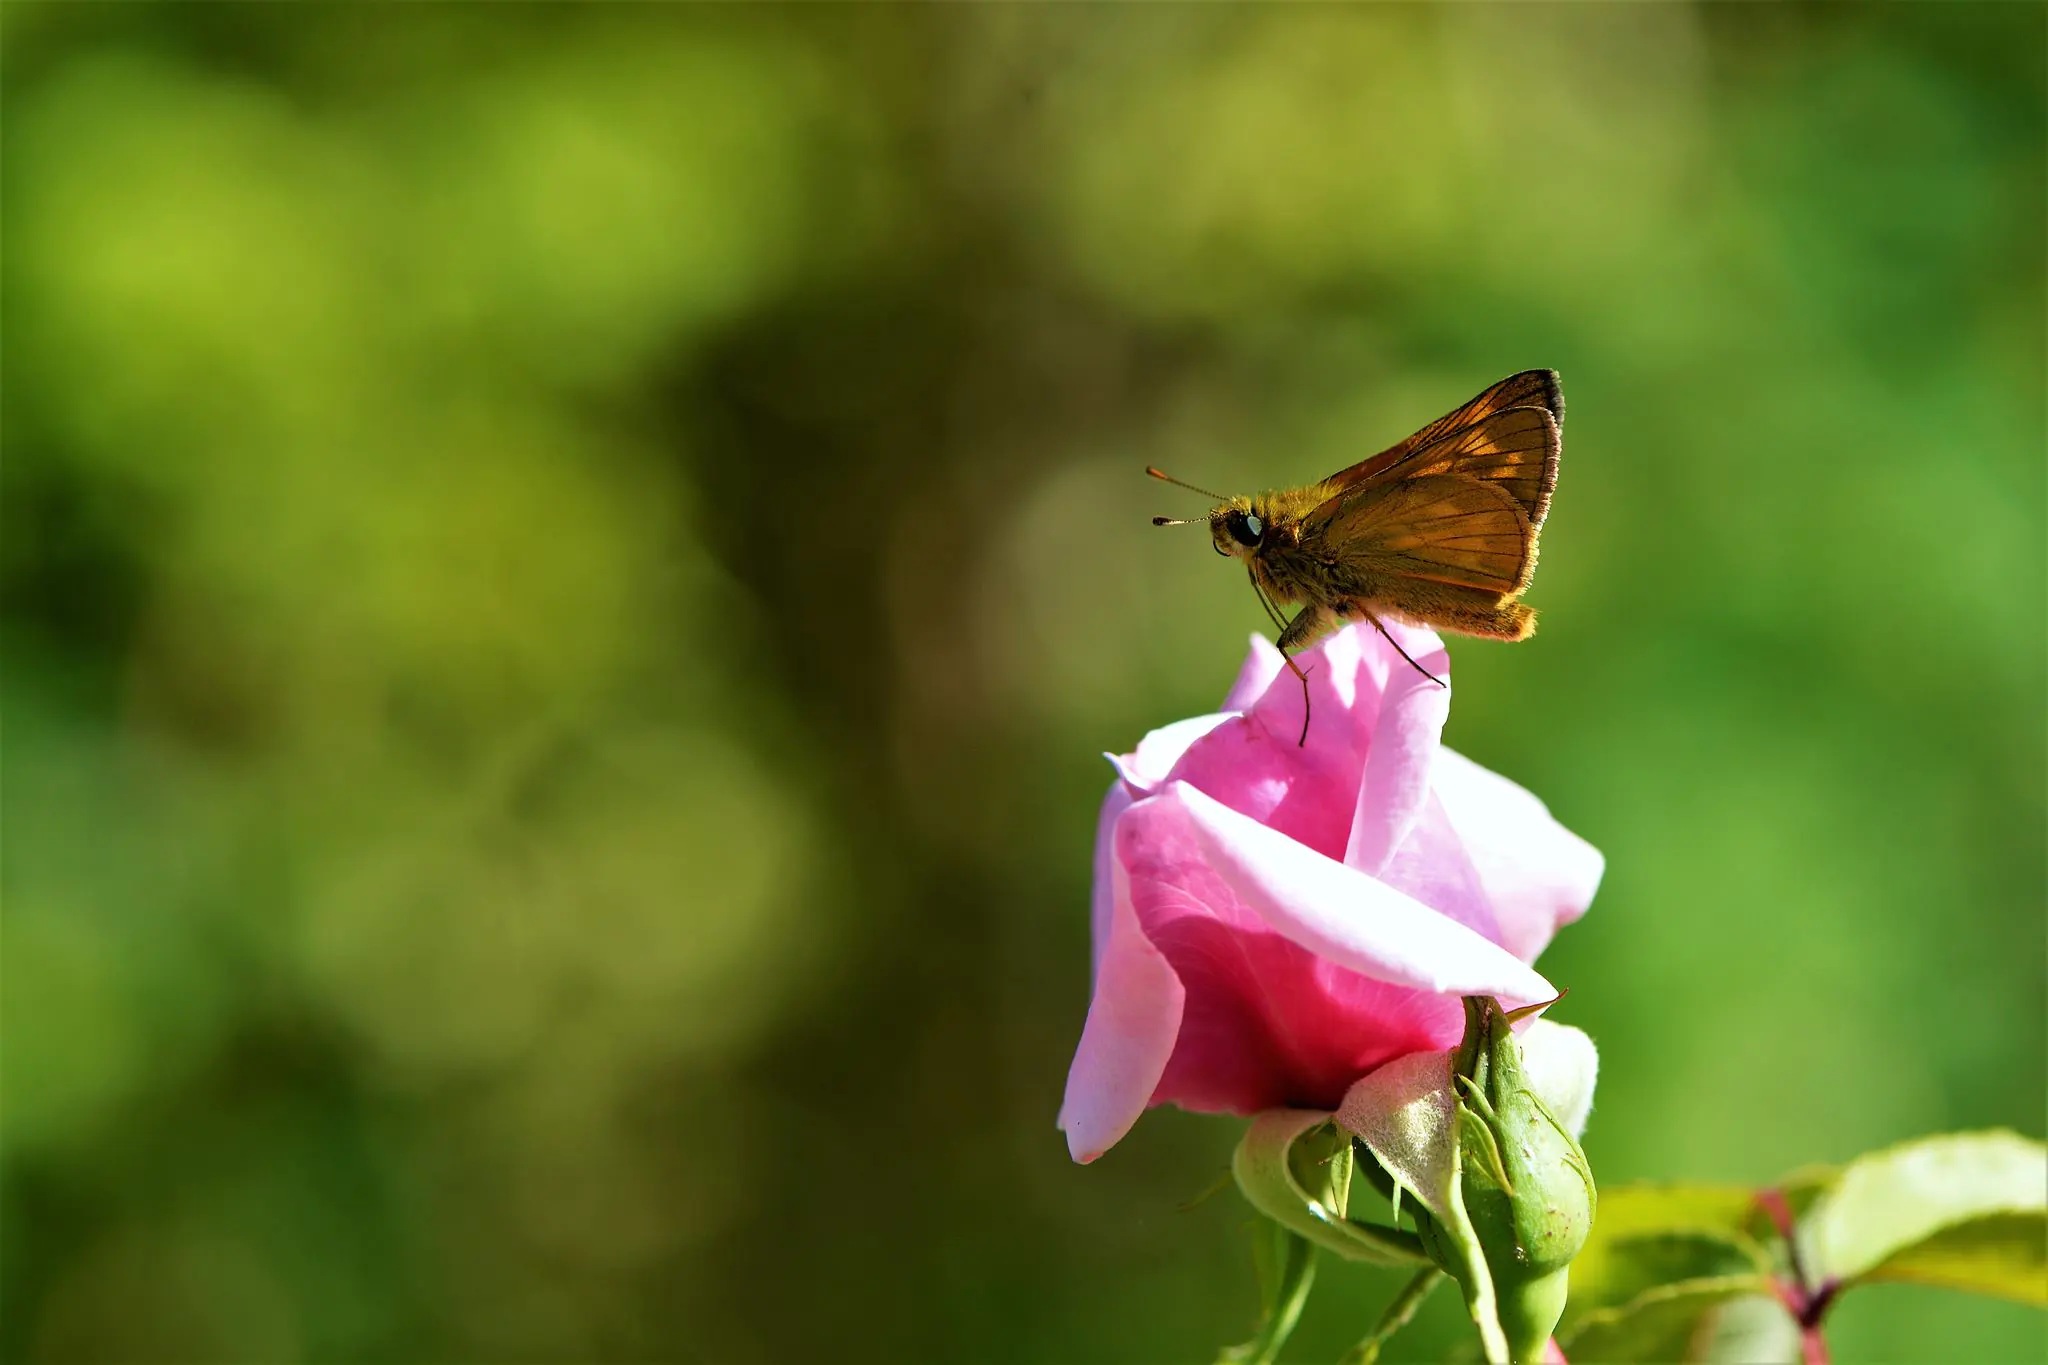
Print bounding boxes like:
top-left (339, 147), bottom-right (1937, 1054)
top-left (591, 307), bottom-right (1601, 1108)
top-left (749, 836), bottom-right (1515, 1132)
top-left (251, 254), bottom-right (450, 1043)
top-left (1360, 583), bottom-right (1537, 641)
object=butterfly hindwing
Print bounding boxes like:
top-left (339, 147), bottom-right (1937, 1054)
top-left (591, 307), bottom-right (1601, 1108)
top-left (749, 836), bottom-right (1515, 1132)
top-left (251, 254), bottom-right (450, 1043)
top-left (1318, 474), bottom-right (1534, 595)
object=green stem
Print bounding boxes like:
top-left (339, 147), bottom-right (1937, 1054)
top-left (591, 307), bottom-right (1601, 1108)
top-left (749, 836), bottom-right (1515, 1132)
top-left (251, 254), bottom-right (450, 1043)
top-left (1341, 1267), bottom-right (1445, 1365)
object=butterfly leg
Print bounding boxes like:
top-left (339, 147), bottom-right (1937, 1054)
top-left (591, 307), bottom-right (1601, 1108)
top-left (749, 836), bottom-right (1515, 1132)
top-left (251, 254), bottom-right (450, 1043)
top-left (1360, 611), bottom-right (1447, 688)
top-left (1275, 604), bottom-right (1338, 747)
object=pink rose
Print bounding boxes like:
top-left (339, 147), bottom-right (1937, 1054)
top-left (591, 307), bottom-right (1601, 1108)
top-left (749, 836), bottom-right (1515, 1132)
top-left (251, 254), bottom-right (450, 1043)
top-left (1060, 622), bottom-right (1602, 1163)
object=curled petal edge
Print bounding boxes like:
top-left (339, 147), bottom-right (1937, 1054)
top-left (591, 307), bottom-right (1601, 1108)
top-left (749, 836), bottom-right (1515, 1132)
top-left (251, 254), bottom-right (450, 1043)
top-left (1171, 782), bottom-right (1555, 1003)
top-left (1345, 633), bottom-right (1453, 876)
top-left (1059, 843), bottom-right (1185, 1163)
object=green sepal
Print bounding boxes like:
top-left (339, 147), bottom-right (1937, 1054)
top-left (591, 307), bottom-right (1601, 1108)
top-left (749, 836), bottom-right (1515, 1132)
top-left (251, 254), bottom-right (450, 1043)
top-left (1410, 1162), bottom-right (1512, 1364)
top-left (1231, 1109), bottom-right (1431, 1267)
top-left (1450, 998), bottom-right (1596, 1364)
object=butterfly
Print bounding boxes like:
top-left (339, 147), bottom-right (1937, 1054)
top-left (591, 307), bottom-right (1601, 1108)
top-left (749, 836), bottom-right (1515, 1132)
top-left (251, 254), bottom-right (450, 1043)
top-left (1150, 370), bottom-right (1562, 744)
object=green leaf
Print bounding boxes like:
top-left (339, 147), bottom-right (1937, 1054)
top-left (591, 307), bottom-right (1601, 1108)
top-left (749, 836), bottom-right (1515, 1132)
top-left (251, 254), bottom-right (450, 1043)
top-left (1579, 1182), bottom-right (1761, 1242)
top-left (1562, 1181), bottom-right (1778, 1343)
top-left (1687, 1293), bottom-right (1806, 1364)
top-left (1797, 1129), bottom-right (2047, 1304)
top-left (1860, 1208), bottom-right (2048, 1306)
top-left (1560, 1274), bottom-right (1784, 1364)
top-left (1563, 1230), bottom-right (1773, 1337)
top-left (1340, 1267), bottom-right (1444, 1365)
top-left (1218, 1220), bottom-right (1317, 1365)
top-left (1231, 1110), bottom-right (1430, 1267)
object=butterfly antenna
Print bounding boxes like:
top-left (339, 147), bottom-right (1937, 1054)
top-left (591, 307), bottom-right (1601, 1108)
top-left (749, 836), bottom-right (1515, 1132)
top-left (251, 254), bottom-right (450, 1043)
top-left (1151, 516), bottom-right (1205, 527)
top-left (1145, 466), bottom-right (1225, 500)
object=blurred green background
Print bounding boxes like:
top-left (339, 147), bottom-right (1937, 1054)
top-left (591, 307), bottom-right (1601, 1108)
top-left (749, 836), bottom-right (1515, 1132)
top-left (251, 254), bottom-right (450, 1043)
top-left (4, 4), bottom-right (2042, 1362)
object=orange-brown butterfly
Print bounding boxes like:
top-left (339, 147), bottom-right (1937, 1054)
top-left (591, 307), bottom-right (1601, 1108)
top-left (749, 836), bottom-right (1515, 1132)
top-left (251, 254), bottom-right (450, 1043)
top-left (1150, 369), bottom-right (1561, 744)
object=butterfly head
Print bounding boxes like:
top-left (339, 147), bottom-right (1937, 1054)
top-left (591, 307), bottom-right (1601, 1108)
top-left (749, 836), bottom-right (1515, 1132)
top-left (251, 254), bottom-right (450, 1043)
top-left (1208, 499), bottom-right (1265, 560)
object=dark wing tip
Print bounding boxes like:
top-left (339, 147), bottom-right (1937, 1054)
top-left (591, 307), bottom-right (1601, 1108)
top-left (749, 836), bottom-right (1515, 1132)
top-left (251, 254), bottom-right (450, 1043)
top-left (1506, 368), bottom-right (1563, 424)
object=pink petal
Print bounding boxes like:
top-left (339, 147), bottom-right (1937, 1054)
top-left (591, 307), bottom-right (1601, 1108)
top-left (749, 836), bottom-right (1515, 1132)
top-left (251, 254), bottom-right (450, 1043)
top-left (1109, 713), bottom-right (1234, 794)
top-left (1060, 830), bottom-right (1186, 1163)
top-left (1375, 791), bottom-right (1503, 947)
top-left (1088, 780), bottom-right (1135, 976)
top-left (1244, 622), bottom-right (1369, 755)
top-left (1344, 638), bottom-right (1452, 875)
top-left (1432, 749), bottom-right (1604, 962)
top-left (1171, 782), bottom-right (1554, 1002)
top-left (1158, 711), bottom-right (1354, 861)
top-left (1221, 633), bottom-right (1285, 711)
top-left (1118, 792), bottom-right (1465, 1112)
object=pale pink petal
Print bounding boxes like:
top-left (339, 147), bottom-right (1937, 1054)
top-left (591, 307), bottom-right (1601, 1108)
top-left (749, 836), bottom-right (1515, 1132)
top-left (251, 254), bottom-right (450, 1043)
top-left (1520, 1019), bottom-right (1599, 1139)
top-left (1221, 633), bottom-right (1286, 711)
top-left (1171, 782), bottom-right (1554, 1002)
top-left (1344, 639), bottom-right (1452, 875)
top-left (1088, 780), bottom-right (1134, 975)
top-left (1433, 749), bottom-right (1605, 962)
top-left (1244, 622), bottom-right (1372, 758)
top-left (1165, 624), bottom-right (1441, 862)
top-left (1060, 841), bottom-right (1186, 1163)
top-left (1110, 713), bottom-right (1235, 794)
top-left (1376, 792), bottom-right (1502, 946)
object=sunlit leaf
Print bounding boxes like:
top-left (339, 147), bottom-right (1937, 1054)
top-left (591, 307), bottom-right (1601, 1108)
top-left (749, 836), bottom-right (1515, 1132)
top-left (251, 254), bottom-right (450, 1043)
top-left (1858, 1209), bottom-right (2048, 1307)
top-left (1576, 1182), bottom-right (1760, 1242)
top-left (1563, 1181), bottom-right (1778, 1339)
top-left (1798, 1130), bottom-right (2047, 1303)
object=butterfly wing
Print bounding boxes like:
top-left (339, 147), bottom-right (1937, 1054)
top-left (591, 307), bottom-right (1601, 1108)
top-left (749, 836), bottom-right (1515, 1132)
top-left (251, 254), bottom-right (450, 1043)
top-left (1315, 474), bottom-right (1535, 595)
top-left (1381, 404), bottom-right (1559, 529)
top-left (1324, 370), bottom-right (1562, 516)
top-left (1309, 403), bottom-right (1559, 536)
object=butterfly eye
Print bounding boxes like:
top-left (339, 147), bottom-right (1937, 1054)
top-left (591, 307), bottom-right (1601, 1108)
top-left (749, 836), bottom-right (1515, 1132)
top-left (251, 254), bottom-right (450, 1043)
top-left (1227, 511), bottom-right (1264, 547)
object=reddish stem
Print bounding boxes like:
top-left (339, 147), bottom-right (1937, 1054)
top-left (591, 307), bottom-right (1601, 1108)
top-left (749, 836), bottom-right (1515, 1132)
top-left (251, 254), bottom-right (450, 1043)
top-left (1756, 1188), bottom-right (1835, 1365)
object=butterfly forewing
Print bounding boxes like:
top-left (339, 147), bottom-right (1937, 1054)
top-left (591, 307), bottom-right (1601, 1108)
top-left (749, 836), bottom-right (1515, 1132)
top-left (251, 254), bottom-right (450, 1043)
top-left (1319, 474), bottom-right (1533, 595)
top-left (1323, 369), bottom-right (1562, 497)
top-left (1307, 404), bottom-right (1558, 537)
top-left (1387, 405), bottom-right (1559, 528)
